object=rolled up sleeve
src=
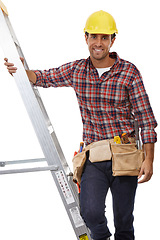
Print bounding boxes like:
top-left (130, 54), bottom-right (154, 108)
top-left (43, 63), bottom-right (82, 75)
top-left (129, 69), bottom-right (157, 144)
top-left (33, 61), bottom-right (75, 88)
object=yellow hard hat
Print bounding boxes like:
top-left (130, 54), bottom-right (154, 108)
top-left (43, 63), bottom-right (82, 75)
top-left (84, 10), bottom-right (118, 35)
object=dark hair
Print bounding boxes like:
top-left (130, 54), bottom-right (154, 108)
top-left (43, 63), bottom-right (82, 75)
top-left (111, 33), bottom-right (116, 40)
top-left (85, 31), bottom-right (116, 40)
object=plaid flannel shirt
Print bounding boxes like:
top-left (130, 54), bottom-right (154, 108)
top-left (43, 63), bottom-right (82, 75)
top-left (34, 52), bottom-right (157, 146)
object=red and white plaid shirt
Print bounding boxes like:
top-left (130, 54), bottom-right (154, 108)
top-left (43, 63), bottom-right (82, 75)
top-left (34, 52), bottom-right (157, 146)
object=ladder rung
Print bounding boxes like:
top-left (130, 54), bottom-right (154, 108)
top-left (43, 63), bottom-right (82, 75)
top-left (0, 165), bottom-right (59, 175)
top-left (0, 158), bottom-right (46, 167)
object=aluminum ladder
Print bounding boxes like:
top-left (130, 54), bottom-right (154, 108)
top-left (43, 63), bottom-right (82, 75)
top-left (0, 2), bottom-right (91, 240)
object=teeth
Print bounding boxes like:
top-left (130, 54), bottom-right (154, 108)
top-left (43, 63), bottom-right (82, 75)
top-left (94, 49), bottom-right (102, 52)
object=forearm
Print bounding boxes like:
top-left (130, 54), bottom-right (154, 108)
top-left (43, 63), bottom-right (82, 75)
top-left (138, 143), bottom-right (155, 183)
top-left (143, 143), bottom-right (154, 163)
top-left (26, 70), bottom-right (37, 84)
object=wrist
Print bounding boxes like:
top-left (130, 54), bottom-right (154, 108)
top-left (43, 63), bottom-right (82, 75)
top-left (143, 143), bottom-right (154, 163)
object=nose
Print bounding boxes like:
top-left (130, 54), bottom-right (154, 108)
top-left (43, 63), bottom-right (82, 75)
top-left (95, 36), bottom-right (102, 47)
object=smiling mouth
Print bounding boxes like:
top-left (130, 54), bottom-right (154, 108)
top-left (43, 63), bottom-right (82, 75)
top-left (93, 48), bottom-right (103, 53)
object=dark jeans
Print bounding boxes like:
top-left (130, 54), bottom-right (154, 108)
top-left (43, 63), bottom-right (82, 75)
top-left (80, 158), bottom-right (138, 240)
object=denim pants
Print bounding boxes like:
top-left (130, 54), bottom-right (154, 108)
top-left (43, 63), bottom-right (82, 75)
top-left (80, 157), bottom-right (138, 240)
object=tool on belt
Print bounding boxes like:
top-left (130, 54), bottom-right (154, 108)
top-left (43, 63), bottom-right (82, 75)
top-left (134, 119), bottom-right (142, 150)
top-left (114, 119), bottom-right (142, 148)
top-left (114, 133), bottom-right (131, 144)
top-left (73, 142), bottom-right (84, 193)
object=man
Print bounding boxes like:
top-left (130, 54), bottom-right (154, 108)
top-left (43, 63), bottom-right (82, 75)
top-left (4, 10), bottom-right (157, 240)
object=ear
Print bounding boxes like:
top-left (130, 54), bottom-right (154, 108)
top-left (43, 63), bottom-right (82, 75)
top-left (85, 34), bottom-right (89, 45)
top-left (110, 37), bottom-right (116, 48)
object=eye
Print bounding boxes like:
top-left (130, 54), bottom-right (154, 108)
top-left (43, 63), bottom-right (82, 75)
top-left (102, 35), bottom-right (109, 40)
top-left (102, 36), bottom-right (109, 40)
top-left (91, 35), bottom-right (96, 39)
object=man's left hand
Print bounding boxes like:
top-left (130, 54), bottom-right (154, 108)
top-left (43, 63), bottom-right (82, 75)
top-left (138, 159), bottom-right (153, 183)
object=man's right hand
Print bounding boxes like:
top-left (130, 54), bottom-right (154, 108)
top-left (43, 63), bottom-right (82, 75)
top-left (4, 57), bottom-right (24, 75)
top-left (4, 57), bottom-right (37, 84)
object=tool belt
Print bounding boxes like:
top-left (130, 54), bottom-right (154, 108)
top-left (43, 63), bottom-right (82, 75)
top-left (72, 138), bottom-right (145, 184)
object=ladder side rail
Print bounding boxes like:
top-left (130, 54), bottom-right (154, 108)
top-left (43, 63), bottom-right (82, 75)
top-left (0, 9), bottom-right (91, 240)
top-left (4, 13), bottom-right (72, 176)
top-left (3, 9), bottom-right (78, 202)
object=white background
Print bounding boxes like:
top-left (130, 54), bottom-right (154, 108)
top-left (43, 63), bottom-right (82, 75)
top-left (0, 0), bottom-right (159, 239)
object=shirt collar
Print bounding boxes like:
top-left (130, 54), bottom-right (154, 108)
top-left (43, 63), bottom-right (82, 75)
top-left (88, 52), bottom-right (120, 70)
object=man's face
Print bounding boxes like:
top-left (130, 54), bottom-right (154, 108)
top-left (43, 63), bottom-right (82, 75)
top-left (85, 33), bottom-right (115, 62)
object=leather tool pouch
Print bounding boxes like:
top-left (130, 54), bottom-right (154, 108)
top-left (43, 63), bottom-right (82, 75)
top-left (72, 139), bottom-right (145, 183)
top-left (72, 140), bottom-right (112, 184)
top-left (111, 143), bottom-right (145, 176)
top-left (89, 140), bottom-right (112, 163)
top-left (72, 151), bottom-right (87, 184)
